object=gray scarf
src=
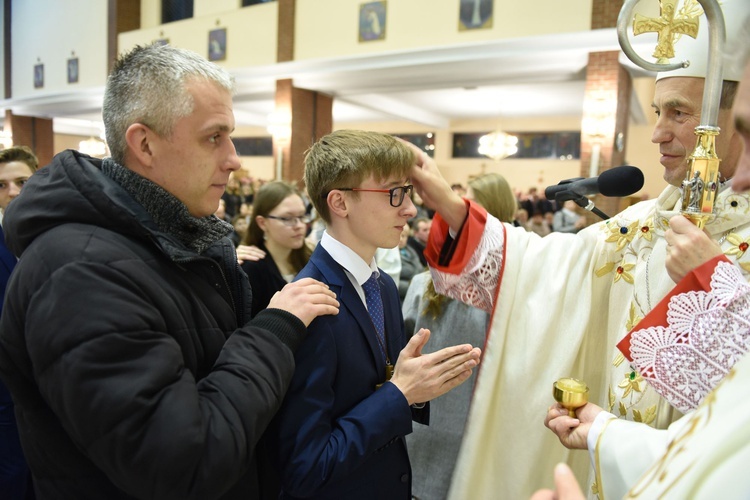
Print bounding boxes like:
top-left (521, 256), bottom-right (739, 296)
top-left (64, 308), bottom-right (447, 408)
top-left (101, 158), bottom-right (233, 254)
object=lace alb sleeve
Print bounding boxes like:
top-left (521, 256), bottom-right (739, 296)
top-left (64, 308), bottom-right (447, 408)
top-left (429, 216), bottom-right (505, 314)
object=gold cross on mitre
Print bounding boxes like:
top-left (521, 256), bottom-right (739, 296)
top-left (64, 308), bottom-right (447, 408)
top-left (633, 0), bottom-right (701, 63)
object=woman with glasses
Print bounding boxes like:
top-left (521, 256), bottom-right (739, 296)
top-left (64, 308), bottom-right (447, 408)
top-left (241, 181), bottom-right (313, 317)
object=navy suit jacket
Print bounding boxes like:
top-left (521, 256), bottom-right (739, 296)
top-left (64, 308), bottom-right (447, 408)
top-left (271, 244), bottom-right (428, 500)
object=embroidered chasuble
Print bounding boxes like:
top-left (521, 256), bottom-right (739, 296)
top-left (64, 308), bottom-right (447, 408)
top-left (424, 184), bottom-right (750, 500)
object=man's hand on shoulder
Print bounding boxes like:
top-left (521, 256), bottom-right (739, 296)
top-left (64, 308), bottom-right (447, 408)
top-left (236, 244), bottom-right (265, 264)
top-left (268, 277), bottom-right (339, 326)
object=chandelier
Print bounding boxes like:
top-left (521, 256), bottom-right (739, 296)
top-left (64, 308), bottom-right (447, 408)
top-left (78, 136), bottom-right (108, 157)
top-left (478, 131), bottom-right (518, 161)
top-left (0, 128), bottom-right (13, 149)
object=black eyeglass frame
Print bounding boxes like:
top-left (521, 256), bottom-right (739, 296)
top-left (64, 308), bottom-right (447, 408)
top-left (265, 214), bottom-right (312, 227)
top-left (334, 184), bottom-right (414, 208)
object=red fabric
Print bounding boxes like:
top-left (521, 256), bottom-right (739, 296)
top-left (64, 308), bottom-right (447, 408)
top-left (617, 254), bottom-right (731, 361)
top-left (425, 199), bottom-right (487, 274)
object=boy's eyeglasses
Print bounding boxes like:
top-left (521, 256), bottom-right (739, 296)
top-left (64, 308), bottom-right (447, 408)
top-left (335, 185), bottom-right (414, 208)
top-left (265, 215), bottom-right (312, 227)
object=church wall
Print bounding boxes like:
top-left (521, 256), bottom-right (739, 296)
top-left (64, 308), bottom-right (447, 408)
top-left (120, 2), bottom-right (278, 69)
top-left (7, 0), bottom-right (663, 199)
top-left (295, 0), bottom-right (594, 61)
top-left (10, 0), bottom-right (109, 99)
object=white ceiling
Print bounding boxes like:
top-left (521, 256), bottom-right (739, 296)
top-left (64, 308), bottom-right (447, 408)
top-left (1, 27), bottom-right (657, 137)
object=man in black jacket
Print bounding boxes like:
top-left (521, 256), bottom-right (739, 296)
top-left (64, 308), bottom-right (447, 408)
top-left (0, 43), bottom-right (339, 500)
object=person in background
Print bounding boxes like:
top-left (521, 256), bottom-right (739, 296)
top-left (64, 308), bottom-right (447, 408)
top-left (525, 209), bottom-right (551, 237)
top-left (231, 213), bottom-right (249, 244)
top-left (403, 172), bottom-right (516, 499)
top-left (221, 175), bottom-right (244, 218)
top-left (552, 200), bottom-right (586, 233)
top-left (407, 216), bottom-right (431, 267)
top-left (397, 224), bottom-right (424, 301)
top-left (0, 43), bottom-right (339, 500)
top-left (241, 180), bottom-right (313, 317)
top-left (0, 145), bottom-right (38, 500)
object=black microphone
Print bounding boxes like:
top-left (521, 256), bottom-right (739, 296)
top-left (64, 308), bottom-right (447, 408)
top-left (544, 165), bottom-right (644, 200)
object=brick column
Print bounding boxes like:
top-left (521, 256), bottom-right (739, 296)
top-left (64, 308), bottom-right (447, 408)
top-left (581, 0), bottom-right (632, 220)
top-left (5, 110), bottom-right (54, 167)
top-left (274, 79), bottom-right (333, 183)
top-left (273, 1), bottom-right (333, 184)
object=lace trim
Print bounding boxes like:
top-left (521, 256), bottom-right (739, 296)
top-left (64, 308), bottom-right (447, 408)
top-left (629, 261), bottom-right (750, 412)
top-left (431, 215), bottom-right (504, 313)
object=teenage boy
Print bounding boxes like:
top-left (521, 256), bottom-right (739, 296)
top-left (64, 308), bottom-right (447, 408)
top-left (269, 130), bottom-right (482, 499)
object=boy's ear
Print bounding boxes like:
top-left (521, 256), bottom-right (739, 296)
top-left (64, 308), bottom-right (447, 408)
top-left (327, 190), bottom-right (349, 218)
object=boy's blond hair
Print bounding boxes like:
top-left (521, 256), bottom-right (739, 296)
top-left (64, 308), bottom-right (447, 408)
top-left (304, 130), bottom-right (415, 223)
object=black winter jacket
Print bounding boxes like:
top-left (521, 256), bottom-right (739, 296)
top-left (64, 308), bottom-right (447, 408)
top-left (0, 150), bottom-right (305, 500)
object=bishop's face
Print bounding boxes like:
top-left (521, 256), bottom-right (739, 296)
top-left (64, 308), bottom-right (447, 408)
top-left (729, 64), bottom-right (750, 193)
top-left (651, 77), bottom-right (740, 187)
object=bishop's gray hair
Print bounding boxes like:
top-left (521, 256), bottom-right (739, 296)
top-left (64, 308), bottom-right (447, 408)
top-left (102, 43), bottom-right (235, 164)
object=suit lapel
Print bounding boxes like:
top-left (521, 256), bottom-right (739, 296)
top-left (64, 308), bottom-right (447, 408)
top-left (310, 246), bottom-right (387, 372)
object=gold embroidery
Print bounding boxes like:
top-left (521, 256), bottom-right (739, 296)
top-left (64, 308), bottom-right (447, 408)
top-left (625, 303), bottom-right (642, 332)
top-left (608, 386), bottom-right (616, 412)
top-left (613, 352), bottom-right (626, 368)
top-left (613, 262), bottom-right (636, 284)
top-left (724, 233), bottom-right (750, 258)
top-left (633, 405), bottom-right (657, 425)
top-left (604, 220), bottom-right (639, 251)
top-left (618, 371), bottom-right (643, 398)
top-left (618, 401), bottom-right (627, 417)
top-left (638, 217), bottom-right (655, 241)
top-left (595, 261), bottom-right (616, 277)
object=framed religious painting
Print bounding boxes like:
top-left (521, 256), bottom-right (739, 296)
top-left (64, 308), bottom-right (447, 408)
top-left (459, 0), bottom-right (493, 31)
top-left (208, 27), bottom-right (227, 61)
top-left (67, 57), bottom-right (79, 84)
top-left (33, 63), bottom-right (44, 89)
top-left (359, 1), bottom-right (387, 42)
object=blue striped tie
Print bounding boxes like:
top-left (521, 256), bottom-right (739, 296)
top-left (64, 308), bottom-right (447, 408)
top-left (362, 272), bottom-right (387, 361)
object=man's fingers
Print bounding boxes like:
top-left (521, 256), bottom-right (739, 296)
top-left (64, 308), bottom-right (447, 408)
top-left (402, 328), bottom-right (430, 358)
top-left (553, 463), bottom-right (585, 499)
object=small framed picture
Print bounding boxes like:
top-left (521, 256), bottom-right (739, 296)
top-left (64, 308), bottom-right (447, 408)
top-left (459, 0), bottom-right (493, 31)
top-left (34, 63), bottom-right (44, 89)
top-left (154, 38), bottom-right (170, 46)
top-left (208, 28), bottom-right (227, 61)
top-left (359, 1), bottom-right (387, 42)
top-left (67, 57), bottom-right (79, 84)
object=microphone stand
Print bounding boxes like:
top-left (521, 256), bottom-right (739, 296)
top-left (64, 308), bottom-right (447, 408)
top-left (554, 191), bottom-right (611, 220)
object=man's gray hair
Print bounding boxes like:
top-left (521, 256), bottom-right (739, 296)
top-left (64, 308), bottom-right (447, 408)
top-left (102, 43), bottom-right (235, 164)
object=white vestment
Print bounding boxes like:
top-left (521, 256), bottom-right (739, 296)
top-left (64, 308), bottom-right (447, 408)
top-left (595, 350), bottom-right (750, 499)
top-left (425, 185), bottom-right (750, 499)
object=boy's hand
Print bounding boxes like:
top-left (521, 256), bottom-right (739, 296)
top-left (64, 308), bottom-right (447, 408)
top-left (389, 328), bottom-right (481, 405)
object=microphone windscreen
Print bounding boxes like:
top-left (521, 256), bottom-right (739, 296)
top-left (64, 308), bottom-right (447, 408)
top-left (598, 166), bottom-right (644, 197)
